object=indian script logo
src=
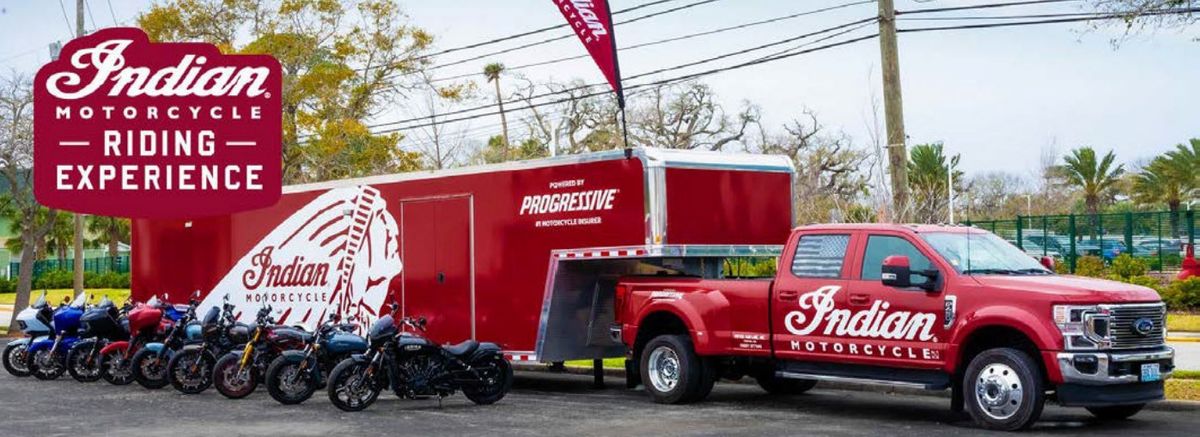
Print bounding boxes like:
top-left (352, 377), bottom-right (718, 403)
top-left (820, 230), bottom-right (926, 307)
top-left (784, 286), bottom-right (938, 342)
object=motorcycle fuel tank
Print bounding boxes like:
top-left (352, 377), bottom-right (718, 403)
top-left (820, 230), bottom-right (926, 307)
top-left (325, 331), bottom-right (368, 355)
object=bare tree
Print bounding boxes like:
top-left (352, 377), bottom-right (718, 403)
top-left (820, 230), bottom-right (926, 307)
top-left (1088, 1), bottom-right (1199, 41)
top-left (629, 82), bottom-right (757, 151)
top-left (0, 71), bottom-right (59, 332)
top-left (407, 75), bottom-right (476, 169)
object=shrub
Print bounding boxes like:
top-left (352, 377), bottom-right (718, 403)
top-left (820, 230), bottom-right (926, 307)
top-left (1074, 256), bottom-right (1106, 278)
top-left (84, 272), bottom-right (129, 289)
top-left (1110, 254), bottom-right (1148, 279)
top-left (0, 277), bottom-right (15, 294)
top-left (1160, 278), bottom-right (1200, 311)
top-left (1124, 275), bottom-right (1163, 292)
top-left (33, 270), bottom-right (74, 289)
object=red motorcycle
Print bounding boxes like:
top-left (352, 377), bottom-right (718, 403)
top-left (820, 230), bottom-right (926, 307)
top-left (97, 296), bottom-right (184, 385)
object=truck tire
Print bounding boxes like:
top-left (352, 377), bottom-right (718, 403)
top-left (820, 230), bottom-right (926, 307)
top-left (639, 334), bottom-right (714, 404)
top-left (755, 372), bottom-right (817, 395)
top-left (963, 347), bottom-right (1044, 431)
top-left (1086, 404), bottom-right (1145, 420)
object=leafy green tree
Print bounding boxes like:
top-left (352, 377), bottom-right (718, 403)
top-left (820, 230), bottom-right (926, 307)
top-left (138, 0), bottom-right (432, 183)
top-left (474, 136), bottom-right (547, 164)
top-left (1132, 154), bottom-right (1193, 235)
top-left (1166, 138), bottom-right (1200, 188)
top-left (907, 143), bottom-right (963, 224)
top-left (1060, 147), bottom-right (1125, 217)
top-left (86, 216), bottom-right (131, 259)
top-left (483, 63), bottom-right (510, 158)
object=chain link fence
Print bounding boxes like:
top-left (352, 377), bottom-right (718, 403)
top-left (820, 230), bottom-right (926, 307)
top-left (964, 210), bottom-right (1196, 274)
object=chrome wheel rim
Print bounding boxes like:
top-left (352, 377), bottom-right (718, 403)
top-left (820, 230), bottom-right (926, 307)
top-left (334, 366), bottom-right (375, 407)
top-left (277, 364), bottom-right (307, 397)
top-left (647, 346), bottom-right (681, 393)
top-left (141, 356), bottom-right (166, 380)
top-left (8, 345), bottom-right (30, 373)
top-left (975, 363), bottom-right (1023, 420)
top-left (105, 355), bottom-right (132, 380)
top-left (72, 351), bottom-right (99, 378)
top-left (221, 363), bottom-right (251, 392)
top-left (34, 349), bottom-right (58, 371)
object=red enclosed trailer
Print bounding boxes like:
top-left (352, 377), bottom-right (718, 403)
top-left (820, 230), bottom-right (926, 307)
top-left (131, 147), bottom-right (794, 363)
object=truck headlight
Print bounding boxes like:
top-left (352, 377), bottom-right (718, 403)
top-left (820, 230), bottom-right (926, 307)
top-left (1053, 305), bottom-right (1112, 350)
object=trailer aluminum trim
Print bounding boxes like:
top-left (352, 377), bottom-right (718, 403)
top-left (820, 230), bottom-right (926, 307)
top-left (282, 147), bottom-right (795, 194)
top-left (535, 244), bottom-right (785, 362)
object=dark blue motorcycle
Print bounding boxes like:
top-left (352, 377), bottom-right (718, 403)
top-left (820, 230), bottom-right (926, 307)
top-left (264, 313), bottom-right (367, 404)
top-left (26, 293), bottom-right (89, 380)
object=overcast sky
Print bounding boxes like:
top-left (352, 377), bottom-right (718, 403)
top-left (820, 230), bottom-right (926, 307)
top-left (1, 0), bottom-right (1196, 178)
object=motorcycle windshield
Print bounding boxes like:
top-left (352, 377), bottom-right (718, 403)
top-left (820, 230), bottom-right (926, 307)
top-left (146, 295), bottom-right (161, 308)
top-left (31, 292), bottom-right (47, 309)
top-left (97, 295), bottom-right (113, 308)
top-left (70, 292), bottom-right (88, 308)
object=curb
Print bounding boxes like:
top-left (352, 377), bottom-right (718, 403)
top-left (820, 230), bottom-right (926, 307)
top-left (516, 364), bottom-right (1200, 412)
top-left (1169, 337), bottom-right (1200, 343)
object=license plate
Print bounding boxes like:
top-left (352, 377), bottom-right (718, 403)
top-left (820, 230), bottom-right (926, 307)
top-left (1141, 363), bottom-right (1161, 382)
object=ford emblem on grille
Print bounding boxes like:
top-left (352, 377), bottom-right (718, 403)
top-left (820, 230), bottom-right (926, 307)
top-left (1133, 318), bottom-right (1155, 337)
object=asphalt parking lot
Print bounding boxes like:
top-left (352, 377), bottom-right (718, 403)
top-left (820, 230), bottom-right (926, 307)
top-left (2, 364), bottom-right (1199, 437)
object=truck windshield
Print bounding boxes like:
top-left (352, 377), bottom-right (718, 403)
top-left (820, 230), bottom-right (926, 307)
top-left (921, 232), bottom-right (1052, 275)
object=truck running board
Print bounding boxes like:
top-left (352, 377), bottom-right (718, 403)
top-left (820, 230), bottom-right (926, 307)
top-left (775, 361), bottom-right (951, 391)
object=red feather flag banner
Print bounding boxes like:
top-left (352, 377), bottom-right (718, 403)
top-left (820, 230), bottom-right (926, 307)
top-left (553, 0), bottom-right (625, 108)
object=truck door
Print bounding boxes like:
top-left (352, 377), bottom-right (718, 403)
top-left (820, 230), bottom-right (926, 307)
top-left (771, 233), bottom-right (855, 362)
top-left (401, 195), bottom-right (474, 343)
top-left (845, 233), bottom-right (949, 369)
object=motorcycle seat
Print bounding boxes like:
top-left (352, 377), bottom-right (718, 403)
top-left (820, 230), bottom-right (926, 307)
top-left (444, 340), bottom-right (479, 357)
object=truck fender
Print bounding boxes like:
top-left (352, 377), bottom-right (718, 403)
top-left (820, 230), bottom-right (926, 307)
top-left (946, 309), bottom-right (1059, 374)
top-left (99, 341), bottom-right (129, 356)
top-left (467, 342), bottom-right (503, 364)
top-left (632, 292), bottom-right (731, 353)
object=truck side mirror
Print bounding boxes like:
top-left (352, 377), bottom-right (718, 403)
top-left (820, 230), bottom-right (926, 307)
top-left (881, 255), bottom-right (911, 288)
top-left (1039, 256), bottom-right (1055, 271)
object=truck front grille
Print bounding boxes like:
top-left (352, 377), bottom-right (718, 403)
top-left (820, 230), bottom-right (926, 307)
top-left (1107, 303), bottom-right (1166, 349)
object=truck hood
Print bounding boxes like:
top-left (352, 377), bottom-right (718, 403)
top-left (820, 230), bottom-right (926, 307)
top-left (968, 274), bottom-right (1161, 303)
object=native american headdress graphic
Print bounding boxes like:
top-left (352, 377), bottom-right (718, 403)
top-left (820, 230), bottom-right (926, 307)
top-left (197, 186), bottom-right (402, 330)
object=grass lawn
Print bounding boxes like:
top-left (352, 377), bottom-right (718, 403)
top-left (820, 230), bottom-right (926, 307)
top-left (1168, 313), bottom-right (1200, 332)
top-left (565, 358), bottom-right (625, 369)
top-left (0, 289), bottom-right (130, 306)
top-left (1167, 379), bottom-right (1200, 401)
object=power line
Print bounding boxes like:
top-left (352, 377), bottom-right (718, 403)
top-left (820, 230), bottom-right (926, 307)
top-left (105, 0), bottom-right (118, 25)
top-left (85, 0), bottom-right (97, 30)
top-left (57, 0), bottom-right (74, 36)
top-left (897, 7), bottom-right (1200, 33)
top-left (365, 17), bottom-right (879, 132)
top-left (427, 0), bottom-right (878, 83)
top-left (895, 0), bottom-right (1084, 16)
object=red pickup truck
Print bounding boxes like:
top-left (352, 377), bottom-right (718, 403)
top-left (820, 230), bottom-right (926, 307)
top-left (612, 224), bottom-right (1175, 431)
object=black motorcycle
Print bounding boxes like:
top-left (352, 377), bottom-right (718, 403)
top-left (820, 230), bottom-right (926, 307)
top-left (166, 294), bottom-right (248, 394)
top-left (66, 296), bottom-right (131, 382)
top-left (326, 305), bottom-right (513, 412)
top-left (264, 313), bottom-right (368, 405)
top-left (212, 304), bottom-right (308, 399)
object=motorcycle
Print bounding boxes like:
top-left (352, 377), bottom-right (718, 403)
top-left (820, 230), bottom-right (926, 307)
top-left (66, 296), bottom-right (131, 382)
top-left (131, 291), bottom-right (204, 389)
top-left (97, 295), bottom-right (184, 385)
top-left (326, 305), bottom-right (513, 412)
top-left (3, 292), bottom-right (54, 377)
top-left (212, 304), bottom-right (308, 399)
top-left (264, 313), bottom-right (367, 404)
top-left (26, 292), bottom-right (89, 380)
top-left (166, 294), bottom-right (248, 394)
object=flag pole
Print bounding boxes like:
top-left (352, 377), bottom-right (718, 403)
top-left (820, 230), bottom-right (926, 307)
top-left (604, 2), bottom-right (629, 149)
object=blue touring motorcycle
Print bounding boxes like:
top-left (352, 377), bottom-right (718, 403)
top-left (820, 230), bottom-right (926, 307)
top-left (3, 292), bottom-right (54, 377)
top-left (26, 292), bottom-right (89, 380)
top-left (264, 313), bottom-right (368, 405)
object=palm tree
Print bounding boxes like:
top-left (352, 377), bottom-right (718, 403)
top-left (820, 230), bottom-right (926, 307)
top-left (1061, 147), bottom-right (1124, 217)
top-left (86, 215), bottom-right (130, 259)
top-left (906, 143), bottom-right (963, 223)
top-left (1166, 138), bottom-right (1200, 191)
top-left (483, 62), bottom-right (509, 160)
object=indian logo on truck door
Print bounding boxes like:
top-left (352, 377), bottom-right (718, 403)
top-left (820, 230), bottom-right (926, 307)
top-left (197, 185), bottom-right (402, 330)
top-left (784, 286), bottom-right (937, 341)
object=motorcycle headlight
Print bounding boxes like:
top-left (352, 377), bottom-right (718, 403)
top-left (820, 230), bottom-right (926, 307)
top-left (1053, 305), bottom-right (1112, 350)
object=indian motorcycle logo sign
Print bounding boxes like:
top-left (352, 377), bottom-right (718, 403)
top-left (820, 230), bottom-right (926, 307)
top-left (33, 27), bottom-right (282, 218)
top-left (784, 286), bottom-right (942, 361)
top-left (196, 186), bottom-right (402, 330)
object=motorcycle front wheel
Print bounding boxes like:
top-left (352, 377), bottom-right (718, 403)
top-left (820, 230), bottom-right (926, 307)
top-left (99, 347), bottom-right (134, 385)
top-left (462, 356), bottom-right (513, 405)
top-left (265, 356), bottom-right (317, 405)
top-left (28, 348), bottom-right (65, 380)
top-left (2, 342), bottom-right (31, 377)
top-left (67, 340), bottom-right (102, 382)
top-left (213, 353), bottom-right (258, 399)
top-left (327, 359), bottom-right (380, 412)
top-left (167, 349), bottom-right (215, 394)
top-left (131, 348), bottom-right (171, 389)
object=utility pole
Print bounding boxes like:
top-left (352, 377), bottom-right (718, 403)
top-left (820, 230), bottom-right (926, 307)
top-left (72, 0), bottom-right (86, 297)
top-left (878, 0), bottom-right (910, 222)
top-left (947, 165), bottom-right (954, 224)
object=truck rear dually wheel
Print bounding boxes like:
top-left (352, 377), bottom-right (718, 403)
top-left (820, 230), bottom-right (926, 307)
top-left (964, 347), bottom-right (1044, 431)
top-left (639, 334), bottom-right (714, 404)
